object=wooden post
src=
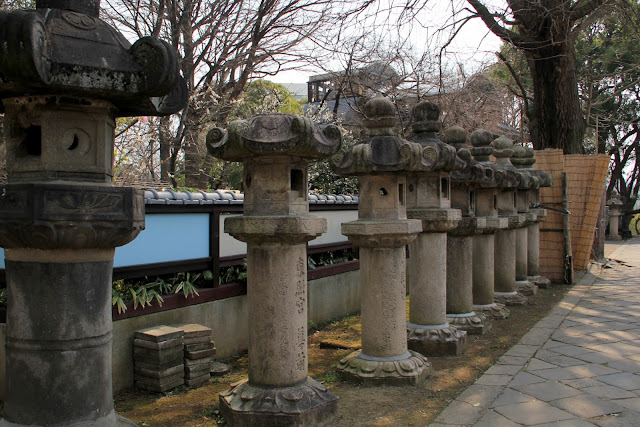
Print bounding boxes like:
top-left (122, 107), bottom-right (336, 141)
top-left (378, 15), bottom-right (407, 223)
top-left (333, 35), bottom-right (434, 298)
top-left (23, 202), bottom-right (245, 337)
top-left (562, 172), bottom-right (574, 284)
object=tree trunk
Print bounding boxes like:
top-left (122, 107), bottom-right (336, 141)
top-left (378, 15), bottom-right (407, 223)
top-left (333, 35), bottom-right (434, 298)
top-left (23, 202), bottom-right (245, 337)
top-left (159, 117), bottom-right (172, 183)
top-left (183, 122), bottom-right (207, 189)
top-left (527, 41), bottom-right (586, 154)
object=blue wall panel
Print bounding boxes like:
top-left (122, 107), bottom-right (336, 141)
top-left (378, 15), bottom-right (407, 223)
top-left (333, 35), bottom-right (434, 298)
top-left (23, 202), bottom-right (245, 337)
top-left (0, 248), bottom-right (4, 269)
top-left (113, 213), bottom-right (210, 267)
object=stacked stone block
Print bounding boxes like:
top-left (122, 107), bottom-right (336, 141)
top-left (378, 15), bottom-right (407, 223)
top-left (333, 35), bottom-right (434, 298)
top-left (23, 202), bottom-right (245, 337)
top-left (134, 326), bottom-right (185, 392)
top-left (179, 324), bottom-right (216, 388)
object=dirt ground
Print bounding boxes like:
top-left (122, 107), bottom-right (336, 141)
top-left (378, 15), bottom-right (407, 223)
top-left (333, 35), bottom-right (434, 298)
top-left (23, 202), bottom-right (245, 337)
top-left (112, 283), bottom-right (571, 426)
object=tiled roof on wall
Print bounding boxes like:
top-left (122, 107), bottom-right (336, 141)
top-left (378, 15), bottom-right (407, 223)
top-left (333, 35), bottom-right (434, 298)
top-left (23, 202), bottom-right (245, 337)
top-left (144, 190), bottom-right (358, 205)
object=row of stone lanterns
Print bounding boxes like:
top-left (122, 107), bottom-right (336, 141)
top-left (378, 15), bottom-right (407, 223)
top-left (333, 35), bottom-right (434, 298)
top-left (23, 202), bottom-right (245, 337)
top-left (0, 0), bottom-right (552, 421)
top-left (205, 95), bottom-right (552, 425)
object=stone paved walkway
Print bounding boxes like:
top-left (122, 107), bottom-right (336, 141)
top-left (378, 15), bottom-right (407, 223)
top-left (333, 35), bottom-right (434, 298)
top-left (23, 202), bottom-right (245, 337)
top-left (431, 236), bottom-right (640, 427)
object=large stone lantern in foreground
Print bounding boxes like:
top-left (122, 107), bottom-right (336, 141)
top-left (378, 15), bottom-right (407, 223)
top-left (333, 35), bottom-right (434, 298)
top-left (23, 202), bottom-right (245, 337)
top-left (207, 114), bottom-right (341, 425)
top-left (332, 95), bottom-right (430, 385)
top-left (0, 1), bottom-right (186, 426)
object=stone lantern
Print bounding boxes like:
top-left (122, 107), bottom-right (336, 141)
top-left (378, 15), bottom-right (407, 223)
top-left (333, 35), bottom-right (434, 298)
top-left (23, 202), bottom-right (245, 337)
top-left (332, 95), bottom-right (430, 385)
top-left (512, 145), bottom-right (549, 295)
top-left (206, 114), bottom-right (341, 425)
top-left (469, 129), bottom-right (510, 320)
top-left (442, 127), bottom-right (491, 335)
top-left (491, 136), bottom-right (527, 305)
top-left (515, 148), bottom-right (552, 287)
top-left (510, 145), bottom-right (539, 296)
top-left (607, 190), bottom-right (624, 241)
top-left (405, 101), bottom-right (466, 356)
top-left (0, 1), bottom-right (186, 426)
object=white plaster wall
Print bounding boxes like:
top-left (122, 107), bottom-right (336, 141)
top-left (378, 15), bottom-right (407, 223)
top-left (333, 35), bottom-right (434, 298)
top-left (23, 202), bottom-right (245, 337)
top-left (0, 270), bottom-right (361, 396)
top-left (111, 269), bottom-right (360, 393)
top-left (219, 210), bottom-right (358, 257)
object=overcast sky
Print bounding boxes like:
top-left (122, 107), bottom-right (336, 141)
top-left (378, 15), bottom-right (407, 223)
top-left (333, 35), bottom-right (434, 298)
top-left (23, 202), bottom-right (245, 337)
top-left (272, 1), bottom-right (503, 84)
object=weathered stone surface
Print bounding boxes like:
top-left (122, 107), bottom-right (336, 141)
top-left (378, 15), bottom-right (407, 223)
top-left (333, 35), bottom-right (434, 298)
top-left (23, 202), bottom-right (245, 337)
top-left (220, 378), bottom-right (338, 427)
top-left (183, 336), bottom-right (214, 345)
top-left (185, 362), bottom-right (212, 375)
top-left (469, 129), bottom-right (494, 163)
top-left (342, 219), bottom-right (422, 247)
top-left (134, 358), bottom-right (184, 372)
top-left (332, 96), bottom-right (431, 387)
top-left (135, 327), bottom-right (182, 342)
top-left (0, 1), bottom-right (186, 424)
top-left (353, 174), bottom-right (411, 220)
top-left (135, 375), bottom-right (184, 393)
top-left (184, 357), bottom-right (213, 368)
top-left (134, 364), bottom-right (184, 379)
top-left (226, 215), bottom-right (327, 244)
top-left (608, 190), bottom-right (624, 240)
top-left (406, 173), bottom-right (452, 209)
top-left (482, 216), bottom-right (509, 233)
top-left (407, 323), bottom-right (467, 356)
top-left (516, 280), bottom-right (538, 296)
top-left (337, 350), bottom-right (431, 385)
top-left (447, 312), bottom-right (492, 335)
top-left (495, 229), bottom-right (517, 294)
top-left (515, 226), bottom-right (529, 283)
top-left (134, 351), bottom-right (184, 366)
top-left (0, 5), bottom-right (187, 116)
top-left (133, 338), bottom-right (184, 350)
top-left (408, 233), bottom-right (448, 326)
top-left (473, 233), bottom-right (496, 306)
top-left (134, 373), bottom-right (184, 388)
top-left (176, 323), bottom-right (213, 338)
top-left (474, 303), bottom-right (510, 320)
top-left (184, 348), bottom-right (216, 360)
top-left (184, 342), bottom-right (215, 352)
top-left (530, 275), bottom-right (552, 288)
top-left (406, 207), bottom-right (461, 232)
top-left (446, 235), bottom-right (475, 315)
top-left (133, 346), bottom-right (183, 359)
top-left (495, 291), bottom-right (528, 306)
top-left (209, 111), bottom-right (339, 424)
top-left (404, 105), bottom-right (465, 362)
top-left (207, 115), bottom-right (341, 162)
top-left (407, 101), bottom-right (461, 173)
top-left (185, 375), bottom-right (210, 387)
top-left (332, 97), bottom-right (464, 176)
top-left (0, 183), bottom-right (144, 249)
top-left (211, 361), bottom-right (231, 376)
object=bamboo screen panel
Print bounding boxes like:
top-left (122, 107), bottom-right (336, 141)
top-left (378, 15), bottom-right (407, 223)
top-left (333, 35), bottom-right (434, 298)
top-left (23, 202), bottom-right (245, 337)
top-left (534, 149), bottom-right (566, 283)
top-left (564, 154), bottom-right (610, 271)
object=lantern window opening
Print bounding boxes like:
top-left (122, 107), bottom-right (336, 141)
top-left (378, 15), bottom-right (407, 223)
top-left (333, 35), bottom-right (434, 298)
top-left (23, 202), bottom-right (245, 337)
top-left (441, 177), bottom-right (450, 200)
top-left (19, 125), bottom-right (42, 157)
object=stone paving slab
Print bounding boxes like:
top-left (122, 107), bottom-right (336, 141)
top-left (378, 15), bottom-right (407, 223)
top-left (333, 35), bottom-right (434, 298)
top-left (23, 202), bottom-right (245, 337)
top-left (429, 238), bottom-right (640, 426)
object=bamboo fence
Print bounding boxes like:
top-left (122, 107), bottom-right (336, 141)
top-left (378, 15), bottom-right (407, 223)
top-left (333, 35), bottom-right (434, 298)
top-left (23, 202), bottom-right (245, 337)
top-left (534, 149), bottom-right (609, 283)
